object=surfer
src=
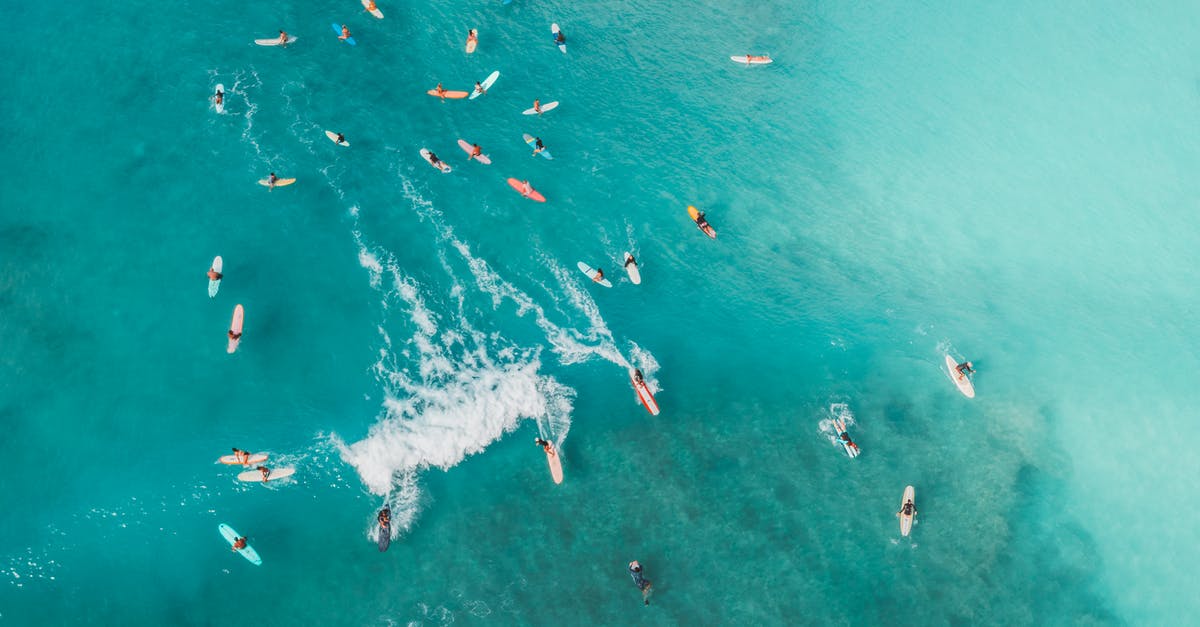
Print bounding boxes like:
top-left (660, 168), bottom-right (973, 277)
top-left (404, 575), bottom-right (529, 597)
top-left (625, 255), bottom-right (638, 268)
top-left (228, 327), bottom-right (242, 342)
top-left (365, 0), bottom-right (378, 13)
top-left (378, 508), bottom-right (390, 530)
top-left (473, 81), bottom-right (485, 96)
top-left (469, 144), bottom-right (483, 160)
top-left (592, 268), bottom-right (605, 283)
top-left (898, 499), bottom-right (916, 518)
top-left (531, 137), bottom-right (546, 156)
top-left (955, 361), bottom-right (975, 377)
top-left (554, 29), bottom-right (566, 46)
top-left (520, 180), bottom-right (533, 195)
top-left (336, 132), bottom-right (346, 144)
top-left (208, 267), bottom-right (224, 281)
top-left (534, 437), bottom-right (554, 455)
top-left (467, 29), bottom-right (478, 47)
top-left (434, 83), bottom-right (448, 100)
top-left (339, 25), bottom-right (351, 40)
top-left (214, 88), bottom-right (224, 107)
top-left (232, 537), bottom-right (247, 551)
top-left (628, 561), bottom-right (652, 605)
top-left (694, 210), bottom-right (711, 230)
top-left (231, 447), bottom-right (249, 464)
top-left (839, 431), bottom-right (859, 454)
top-left (633, 369), bottom-right (646, 385)
top-left (532, 99), bottom-right (542, 115)
top-left (428, 152), bottom-right (445, 169)
top-left (256, 465), bottom-right (271, 482)
top-left (278, 30), bottom-right (289, 45)
top-left (266, 172), bottom-right (278, 189)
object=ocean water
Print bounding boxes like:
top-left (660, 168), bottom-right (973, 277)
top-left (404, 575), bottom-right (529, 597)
top-left (3, 0), bottom-right (1199, 624)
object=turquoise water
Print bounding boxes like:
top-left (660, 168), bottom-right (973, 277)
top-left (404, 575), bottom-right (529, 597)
top-left (4, 0), bottom-right (1199, 623)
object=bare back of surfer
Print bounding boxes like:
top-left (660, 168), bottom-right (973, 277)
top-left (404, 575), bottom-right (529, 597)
top-left (628, 561), bottom-right (652, 605)
top-left (470, 144), bottom-right (483, 160)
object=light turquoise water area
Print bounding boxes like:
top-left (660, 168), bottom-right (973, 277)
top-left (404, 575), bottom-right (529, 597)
top-left (3, 0), bottom-right (1199, 623)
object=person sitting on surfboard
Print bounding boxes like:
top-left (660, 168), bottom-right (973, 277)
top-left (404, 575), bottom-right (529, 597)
top-left (694, 210), bottom-right (711, 230)
top-left (554, 30), bottom-right (566, 45)
top-left (592, 268), bottom-right (605, 283)
top-left (434, 83), bottom-right (448, 100)
top-left (256, 466), bottom-right (271, 482)
top-left (531, 137), bottom-right (546, 156)
top-left (267, 172), bottom-right (278, 189)
top-left (208, 267), bottom-right (224, 281)
top-left (839, 431), bottom-right (860, 454)
top-left (467, 29), bottom-right (478, 46)
top-left (336, 132), bottom-right (346, 144)
top-left (520, 180), bottom-right (533, 195)
top-left (532, 99), bottom-right (542, 114)
top-left (628, 561), bottom-right (651, 605)
top-left (214, 89), bottom-right (224, 106)
top-left (278, 30), bottom-right (289, 45)
top-left (231, 447), bottom-right (249, 464)
top-left (955, 361), bottom-right (975, 377)
top-left (232, 537), bottom-right (247, 550)
top-left (339, 25), bottom-right (351, 40)
top-left (899, 500), bottom-right (916, 518)
top-left (473, 81), bottom-right (485, 96)
top-left (469, 144), bottom-right (483, 160)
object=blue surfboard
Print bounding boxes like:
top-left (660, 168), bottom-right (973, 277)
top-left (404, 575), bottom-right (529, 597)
top-left (332, 23), bottom-right (357, 46)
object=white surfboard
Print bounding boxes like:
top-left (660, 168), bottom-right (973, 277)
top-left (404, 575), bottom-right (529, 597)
top-left (898, 485), bottom-right (916, 537)
top-left (255, 35), bottom-right (297, 46)
top-left (945, 354), bottom-right (975, 398)
top-left (324, 130), bottom-right (349, 147)
top-left (208, 256), bottom-right (223, 297)
top-left (237, 467), bottom-right (296, 483)
top-left (551, 23), bottom-right (566, 54)
top-left (213, 84), bottom-right (225, 114)
top-left (522, 101), bottom-right (559, 115)
top-left (623, 253), bottom-right (641, 285)
top-left (361, 0), bottom-right (383, 19)
top-left (469, 70), bottom-right (500, 100)
top-left (577, 262), bottom-right (612, 288)
top-left (420, 148), bottom-right (451, 173)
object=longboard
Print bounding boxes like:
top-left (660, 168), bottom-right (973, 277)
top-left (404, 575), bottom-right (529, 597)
top-left (218, 452), bottom-right (268, 466)
top-left (833, 417), bottom-right (860, 458)
top-left (254, 35), bottom-right (297, 46)
top-left (427, 89), bottom-right (469, 100)
top-left (213, 84), bottom-right (225, 114)
top-left (543, 443), bottom-right (564, 484)
top-left (469, 70), bottom-right (499, 100)
top-left (688, 205), bottom-right (717, 239)
top-left (522, 101), bottom-right (559, 115)
top-left (361, 0), bottom-right (383, 19)
top-left (551, 23), bottom-right (566, 54)
top-left (325, 130), bottom-right (349, 147)
top-left (237, 467), bottom-right (296, 483)
top-left (227, 304), bottom-right (244, 354)
top-left (219, 523), bottom-right (262, 565)
top-left (507, 178), bottom-right (545, 202)
top-left (208, 256), bottom-right (223, 298)
top-left (332, 23), bottom-right (357, 46)
top-left (457, 139), bottom-right (491, 164)
top-left (523, 134), bottom-right (553, 160)
top-left (623, 253), bottom-right (641, 285)
top-left (466, 29), bottom-right (477, 53)
top-left (899, 485), bottom-right (916, 537)
top-left (577, 262), bottom-right (612, 288)
top-left (258, 177), bottom-right (296, 188)
top-left (420, 148), bottom-right (451, 173)
top-left (630, 370), bottom-right (660, 415)
top-left (731, 54), bottom-right (773, 65)
top-left (945, 354), bottom-right (975, 398)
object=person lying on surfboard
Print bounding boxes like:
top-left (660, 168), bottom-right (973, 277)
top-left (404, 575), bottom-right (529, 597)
top-left (428, 152), bottom-right (445, 168)
top-left (228, 329), bottom-right (242, 342)
top-left (839, 431), bottom-right (860, 455)
top-left (209, 267), bottom-right (224, 281)
top-left (469, 144), bottom-right (483, 160)
top-left (633, 369), bottom-right (646, 385)
top-left (531, 137), bottom-right (546, 156)
top-left (232, 537), bottom-right (247, 550)
top-left (339, 25), bottom-right (352, 40)
top-left (955, 361), bottom-right (975, 377)
top-left (554, 29), bottom-right (566, 45)
top-left (214, 89), bottom-right (224, 106)
top-left (625, 255), bottom-right (638, 269)
top-left (628, 561), bottom-right (651, 605)
top-left (592, 268), bottom-right (605, 283)
top-left (256, 466), bottom-right (271, 482)
top-left (365, 0), bottom-right (378, 13)
top-left (378, 508), bottom-right (390, 530)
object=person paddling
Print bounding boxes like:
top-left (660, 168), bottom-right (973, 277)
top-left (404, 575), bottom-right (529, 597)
top-left (633, 369), bottom-right (646, 385)
top-left (624, 254), bottom-right (638, 269)
top-left (428, 152), bottom-right (445, 169)
top-left (378, 508), bottom-right (391, 530)
top-left (228, 327), bottom-right (242, 342)
top-left (628, 561), bottom-right (652, 605)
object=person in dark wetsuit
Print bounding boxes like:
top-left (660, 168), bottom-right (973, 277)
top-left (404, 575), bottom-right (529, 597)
top-left (628, 561), bottom-right (652, 605)
top-left (625, 255), bottom-right (637, 269)
top-left (955, 361), bottom-right (975, 377)
top-left (900, 500), bottom-right (916, 517)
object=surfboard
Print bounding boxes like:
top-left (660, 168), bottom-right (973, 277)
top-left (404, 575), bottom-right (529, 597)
top-left (219, 523), bottom-right (262, 565)
top-left (688, 205), bottom-right (717, 239)
top-left (469, 70), bottom-right (499, 100)
top-left (507, 178), bottom-right (546, 202)
top-left (218, 452), bottom-right (268, 466)
top-left (833, 417), bottom-right (860, 458)
top-left (523, 134), bottom-right (553, 160)
top-left (227, 305), bottom-right (244, 354)
top-left (551, 23), bottom-right (566, 54)
top-left (377, 513), bottom-right (391, 552)
top-left (213, 85), bottom-right (225, 114)
top-left (543, 443), bottom-right (564, 484)
top-left (577, 262), bottom-right (612, 288)
top-left (457, 139), bottom-right (491, 164)
top-left (945, 354), bottom-right (975, 398)
top-left (361, 0), bottom-right (383, 19)
top-left (332, 24), bottom-right (357, 46)
top-left (324, 130), bottom-right (349, 147)
top-left (731, 55), bottom-right (773, 65)
top-left (466, 29), bottom-right (477, 53)
top-left (420, 149), bottom-right (451, 173)
top-left (237, 467), bottom-right (296, 483)
top-left (623, 253), bottom-right (641, 285)
top-left (258, 178), bottom-right (296, 188)
top-left (254, 35), bottom-right (296, 46)
top-left (208, 256), bottom-right (223, 298)
top-left (522, 101), bottom-right (559, 115)
top-left (630, 370), bottom-right (660, 416)
top-left (427, 89), bottom-right (469, 100)
top-left (899, 485), bottom-right (916, 537)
